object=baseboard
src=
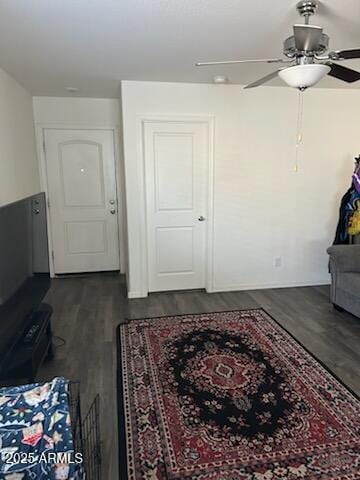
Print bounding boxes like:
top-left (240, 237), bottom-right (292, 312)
top-left (207, 280), bottom-right (331, 293)
top-left (127, 291), bottom-right (148, 299)
top-left (128, 280), bottom-right (331, 298)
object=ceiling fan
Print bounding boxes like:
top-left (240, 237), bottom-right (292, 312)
top-left (196, 1), bottom-right (360, 90)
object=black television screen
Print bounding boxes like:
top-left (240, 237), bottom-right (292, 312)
top-left (0, 193), bottom-right (50, 358)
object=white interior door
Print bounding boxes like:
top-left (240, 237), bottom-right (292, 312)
top-left (144, 121), bottom-right (209, 292)
top-left (44, 129), bottom-right (120, 274)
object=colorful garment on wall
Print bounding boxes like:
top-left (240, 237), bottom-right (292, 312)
top-left (353, 160), bottom-right (360, 194)
top-left (348, 199), bottom-right (360, 236)
top-left (334, 157), bottom-right (360, 244)
top-left (344, 190), bottom-right (360, 240)
top-left (334, 186), bottom-right (354, 244)
top-left (0, 377), bottom-right (84, 480)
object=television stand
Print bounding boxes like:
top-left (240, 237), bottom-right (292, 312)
top-left (0, 303), bottom-right (53, 386)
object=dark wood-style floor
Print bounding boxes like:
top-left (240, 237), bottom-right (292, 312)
top-left (38, 274), bottom-right (360, 480)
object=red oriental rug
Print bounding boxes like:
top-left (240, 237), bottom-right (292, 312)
top-left (117, 309), bottom-right (360, 480)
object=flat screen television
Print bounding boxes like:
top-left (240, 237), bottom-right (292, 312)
top-left (0, 193), bottom-right (50, 363)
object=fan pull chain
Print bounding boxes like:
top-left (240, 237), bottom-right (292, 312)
top-left (294, 90), bottom-right (304, 172)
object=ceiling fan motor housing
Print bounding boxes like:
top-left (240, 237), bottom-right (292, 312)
top-left (283, 33), bottom-right (329, 58)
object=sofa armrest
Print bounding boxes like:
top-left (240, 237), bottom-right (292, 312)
top-left (327, 245), bottom-right (360, 273)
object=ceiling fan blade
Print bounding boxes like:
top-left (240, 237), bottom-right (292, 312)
top-left (293, 24), bottom-right (323, 52)
top-left (327, 63), bottom-right (360, 83)
top-left (244, 70), bottom-right (281, 89)
top-left (329, 48), bottom-right (360, 60)
top-left (196, 58), bottom-right (287, 67)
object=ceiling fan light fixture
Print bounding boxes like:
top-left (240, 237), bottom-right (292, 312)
top-left (278, 64), bottom-right (330, 90)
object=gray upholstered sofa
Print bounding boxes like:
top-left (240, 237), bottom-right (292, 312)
top-left (327, 244), bottom-right (360, 317)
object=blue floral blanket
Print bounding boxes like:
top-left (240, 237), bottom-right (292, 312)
top-left (0, 377), bottom-right (84, 479)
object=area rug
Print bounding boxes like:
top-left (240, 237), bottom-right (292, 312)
top-left (117, 309), bottom-right (360, 480)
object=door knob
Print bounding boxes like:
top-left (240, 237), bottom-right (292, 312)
top-left (109, 199), bottom-right (115, 205)
top-left (198, 216), bottom-right (206, 222)
top-left (110, 209), bottom-right (116, 214)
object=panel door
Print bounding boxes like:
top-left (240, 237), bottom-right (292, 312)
top-left (144, 121), bottom-right (208, 292)
top-left (44, 129), bottom-right (120, 274)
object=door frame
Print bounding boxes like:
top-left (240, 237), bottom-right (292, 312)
top-left (35, 123), bottom-right (127, 277)
top-left (136, 115), bottom-right (215, 298)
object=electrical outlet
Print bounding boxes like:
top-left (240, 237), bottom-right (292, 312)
top-left (275, 257), bottom-right (282, 268)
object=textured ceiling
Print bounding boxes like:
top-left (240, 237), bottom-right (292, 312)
top-left (0, 0), bottom-right (360, 97)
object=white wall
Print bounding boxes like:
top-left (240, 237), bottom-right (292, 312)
top-left (32, 96), bottom-right (127, 273)
top-left (0, 67), bottom-right (39, 205)
top-left (32, 97), bottom-right (121, 126)
top-left (122, 80), bottom-right (359, 297)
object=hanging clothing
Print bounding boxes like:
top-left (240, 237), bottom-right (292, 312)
top-left (334, 187), bottom-right (356, 244)
top-left (345, 191), bottom-right (360, 236)
top-left (334, 157), bottom-right (360, 245)
top-left (353, 160), bottom-right (360, 194)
